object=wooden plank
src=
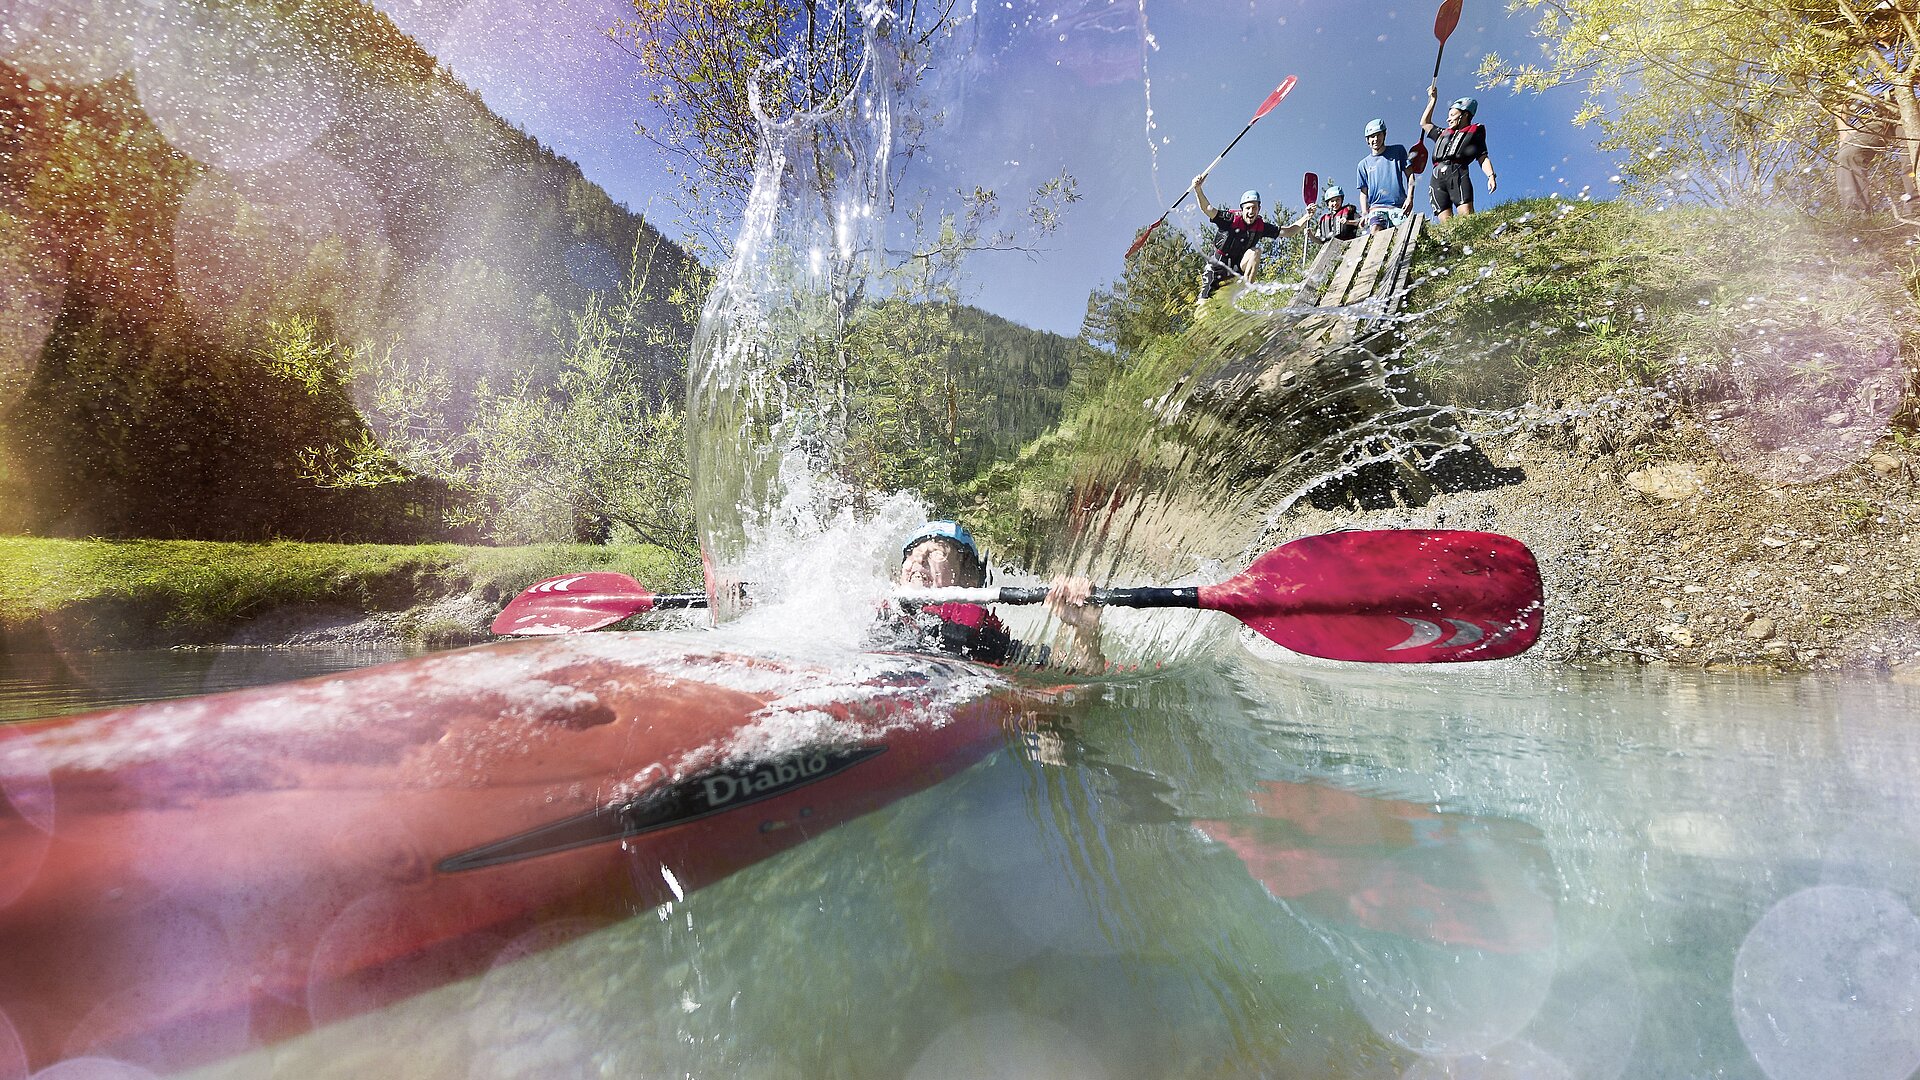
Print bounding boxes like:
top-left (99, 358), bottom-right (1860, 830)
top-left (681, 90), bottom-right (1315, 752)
top-left (1319, 237), bottom-right (1368, 309)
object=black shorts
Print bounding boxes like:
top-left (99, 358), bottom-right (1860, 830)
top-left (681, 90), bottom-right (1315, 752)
top-left (1430, 163), bottom-right (1475, 213)
top-left (1200, 262), bottom-right (1235, 298)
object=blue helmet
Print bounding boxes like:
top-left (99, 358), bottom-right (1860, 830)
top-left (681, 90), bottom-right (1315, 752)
top-left (1324, 184), bottom-right (1344, 200)
top-left (1364, 118), bottom-right (1387, 137)
top-left (1240, 190), bottom-right (1262, 205)
top-left (901, 520), bottom-right (982, 564)
top-left (1450, 97), bottom-right (1478, 119)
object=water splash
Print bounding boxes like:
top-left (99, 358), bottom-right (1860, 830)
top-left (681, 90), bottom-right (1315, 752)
top-left (687, 1), bottom-right (905, 619)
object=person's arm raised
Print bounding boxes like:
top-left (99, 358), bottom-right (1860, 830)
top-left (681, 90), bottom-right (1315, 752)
top-left (1192, 174), bottom-right (1215, 219)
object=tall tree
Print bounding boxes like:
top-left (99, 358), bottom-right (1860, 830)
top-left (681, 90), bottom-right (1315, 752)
top-left (1486, 0), bottom-right (1920, 207)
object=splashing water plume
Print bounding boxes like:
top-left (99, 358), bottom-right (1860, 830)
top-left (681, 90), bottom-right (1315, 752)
top-left (687, 1), bottom-right (904, 620)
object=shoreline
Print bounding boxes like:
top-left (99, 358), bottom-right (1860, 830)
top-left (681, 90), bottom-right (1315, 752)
top-left (1279, 416), bottom-right (1920, 677)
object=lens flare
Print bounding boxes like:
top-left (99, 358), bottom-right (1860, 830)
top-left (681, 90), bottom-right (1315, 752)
top-left (130, 0), bottom-right (343, 170)
top-left (0, 201), bottom-right (64, 414)
top-left (1733, 885), bottom-right (1920, 1080)
top-left (1697, 322), bottom-right (1906, 485)
top-left (0, 0), bottom-right (143, 86)
top-left (171, 153), bottom-right (392, 340)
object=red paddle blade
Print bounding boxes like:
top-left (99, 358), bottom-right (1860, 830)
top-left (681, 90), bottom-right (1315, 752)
top-left (1408, 141), bottom-right (1429, 175)
top-left (1198, 530), bottom-right (1542, 663)
top-left (1303, 171), bottom-right (1319, 207)
top-left (1252, 75), bottom-right (1299, 121)
top-left (1434, 0), bottom-right (1463, 42)
top-left (1124, 218), bottom-right (1164, 259)
top-left (490, 572), bottom-right (656, 636)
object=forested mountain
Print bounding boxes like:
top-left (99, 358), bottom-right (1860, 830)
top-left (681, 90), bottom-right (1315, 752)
top-left (839, 299), bottom-right (1094, 505)
top-left (0, 0), bottom-right (698, 540)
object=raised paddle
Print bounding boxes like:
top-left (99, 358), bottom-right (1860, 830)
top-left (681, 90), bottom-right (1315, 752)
top-left (1301, 172), bottom-right (1319, 268)
top-left (496, 530), bottom-right (1543, 664)
top-left (1125, 76), bottom-right (1299, 259)
top-left (490, 572), bottom-right (707, 636)
top-left (1431, 0), bottom-right (1463, 83)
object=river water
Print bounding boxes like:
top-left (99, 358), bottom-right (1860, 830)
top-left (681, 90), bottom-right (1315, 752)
top-left (8, 642), bottom-right (1920, 1080)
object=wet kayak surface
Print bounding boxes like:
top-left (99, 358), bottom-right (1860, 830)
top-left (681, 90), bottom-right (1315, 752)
top-left (5, 641), bottom-right (1920, 1079)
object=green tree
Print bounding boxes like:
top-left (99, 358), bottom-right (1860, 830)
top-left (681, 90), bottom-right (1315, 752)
top-left (288, 236), bottom-right (699, 553)
top-left (1082, 225), bottom-right (1206, 359)
top-left (1486, 0), bottom-right (1920, 207)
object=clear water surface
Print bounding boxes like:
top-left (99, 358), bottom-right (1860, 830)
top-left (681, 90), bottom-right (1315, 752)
top-left (9, 643), bottom-right (1920, 1080)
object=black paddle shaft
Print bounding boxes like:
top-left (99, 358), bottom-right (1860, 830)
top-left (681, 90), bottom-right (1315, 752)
top-left (995, 586), bottom-right (1200, 609)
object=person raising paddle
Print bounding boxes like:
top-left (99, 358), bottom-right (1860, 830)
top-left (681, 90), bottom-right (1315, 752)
top-left (1191, 175), bottom-right (1304, 302)
top-left (1420, 85), bottom-right (1496, 220)
top-left (879, 520), bottom-right (1105, 671)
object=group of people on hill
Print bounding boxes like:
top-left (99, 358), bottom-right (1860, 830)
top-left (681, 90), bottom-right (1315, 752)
top-left (1193, 85), bottom-right (1498, 301)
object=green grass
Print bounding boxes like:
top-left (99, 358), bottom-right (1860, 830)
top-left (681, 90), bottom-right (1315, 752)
top-left (1405, 198), bottom-right (1920, 409)
top-left (0, 537), bottom-right (695, 634)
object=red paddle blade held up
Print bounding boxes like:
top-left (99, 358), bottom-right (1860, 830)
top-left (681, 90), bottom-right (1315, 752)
top-left (1199, 530), bottom-right (1541, 663)
top-left (1303, 171), bottom-right (1318, 208)
top-left (1125, 75), bottom-right (1300, 259)
top-left (490, 572), bottom-right (706, 636)
top-left (1431, 0), bottom-right (1464, 80)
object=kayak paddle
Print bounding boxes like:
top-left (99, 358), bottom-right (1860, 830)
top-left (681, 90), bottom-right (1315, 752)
top-left (1431, 0), bottom-right (1463, 83)
top-left (899, 529), bottom-right (1540, 664)
top-left (497, 531), bottom-right (1543, 664)
top-left (490, 572), bottom-right (707, 636)
top-left (1303, 171), bottom-right (1318, 209)
top-left (1124, 76), bottom-right (1299, 259)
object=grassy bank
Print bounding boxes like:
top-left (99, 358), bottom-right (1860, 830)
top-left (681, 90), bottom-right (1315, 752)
top-left (0, 538), bottom-right (695, 649)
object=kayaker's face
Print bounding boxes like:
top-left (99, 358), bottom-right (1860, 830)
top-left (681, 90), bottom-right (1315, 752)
top-left (1367, 130), bottom-right (1386, 153)
top-left (1240, 200), bottom-right (1261, 220)
top-left (1448, 107), bottom-right (1468, 128)
top-left (900, 539), bottom-right (975, 588)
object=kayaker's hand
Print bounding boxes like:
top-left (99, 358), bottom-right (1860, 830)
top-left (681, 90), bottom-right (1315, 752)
top-left (1045, 575), bottom-right (1102, 632)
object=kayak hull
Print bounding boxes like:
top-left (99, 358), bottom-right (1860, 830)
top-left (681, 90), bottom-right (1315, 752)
top-left (0, 635), bottom-right (1032, 1074)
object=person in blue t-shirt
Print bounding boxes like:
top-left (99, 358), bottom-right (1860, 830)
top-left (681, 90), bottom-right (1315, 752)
top-left (1354, 119), bottom-right (1413, 234)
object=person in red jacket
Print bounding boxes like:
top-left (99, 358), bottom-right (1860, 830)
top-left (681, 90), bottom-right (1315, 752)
top-left (1191, 174), bottom-right (1305, 300)
top-left (882, 520), bottom-right (1103, 670)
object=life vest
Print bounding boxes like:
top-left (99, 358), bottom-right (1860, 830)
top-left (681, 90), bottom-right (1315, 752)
top-left (1213, 211), bottom-right (1279, 262)
top-left (1432, 123), bottom-right (1484, 165)
top-left (892, 602), bottom-right (1015, 664)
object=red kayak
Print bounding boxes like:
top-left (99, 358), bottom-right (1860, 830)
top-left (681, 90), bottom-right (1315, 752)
top-left (0, 635), bottom-right (1045, 1075)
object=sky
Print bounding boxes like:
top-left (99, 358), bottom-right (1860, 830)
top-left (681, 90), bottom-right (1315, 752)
top-left (371, 0), bottom-right (1623, 337)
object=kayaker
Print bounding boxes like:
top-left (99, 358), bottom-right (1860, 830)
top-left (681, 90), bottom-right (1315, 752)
top-left (1354, 118), bottom-right (1414, 233)
top-left (1191, 175), bottom-right (1302, 301)
top-left (1315, 185), bottom-right (1362, 242)
top-left (1419, 85), bottom-right (1496, 220)
top-left (881, 520), bottom-right (1104, 671)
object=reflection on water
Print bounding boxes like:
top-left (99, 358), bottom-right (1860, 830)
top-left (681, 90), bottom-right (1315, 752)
top-left (0, 646), bottom-right (420, 722)
top-left (9, 647), bottom-right (1912, 1077)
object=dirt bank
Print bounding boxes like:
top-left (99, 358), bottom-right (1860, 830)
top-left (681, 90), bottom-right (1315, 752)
top-left (1283, 406), bottom-right (1920, 675)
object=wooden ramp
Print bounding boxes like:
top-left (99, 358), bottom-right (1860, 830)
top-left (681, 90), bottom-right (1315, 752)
top-left (1180, 213), bottom-right (1522, 512)
top-left (1294, 214), bottom-right (1423, 344)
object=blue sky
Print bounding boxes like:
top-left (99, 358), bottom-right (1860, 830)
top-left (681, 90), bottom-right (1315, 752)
top-left (377, 0), bottom-right (1621, 337)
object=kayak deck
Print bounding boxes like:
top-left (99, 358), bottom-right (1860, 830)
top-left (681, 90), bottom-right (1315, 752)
top-left (0, 634), bottom-right (1047, 1074)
